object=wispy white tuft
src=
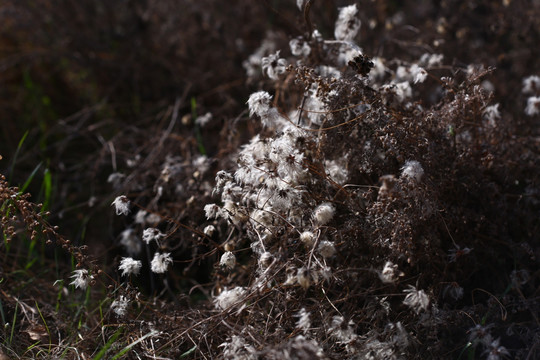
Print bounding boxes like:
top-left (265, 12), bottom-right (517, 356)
top-left (118, 257), bottom-right (142, 277)
top-left (313, 202), bottom-right (335, 226)
top-left (525, 96), bottom-right (540, 116)
top-left (111, 195), bottom-right (130, 216)
top-left (220, 251), bottom-right (236, 270)
top-left (378, 261), bottom-right (402, 284)
top-left (119, 228), bottom-right (141, 256)
top-left (295, 308), bottom-right (311, 333)
top-left (214, 287), bottom-right (247, 310)
top-left (522, 75), bottom-right (540, 94)
top-left (300, 231), bottom-right (316, 248)
top-left (142, 228), bottom-right (165, 245)
top-left (150, 252), bottom-right (173, 274)
top-left (111, 295), bottom-right (129, 317)
top-left (261, 51), bottom-right (287, 80)
top-left (401, 160), bottom-right (424, 182)
top-left (334, 4), bottom-right (361, 42)
top-left (317, 240), bottom-right (336, 258)
top-left (69, 269), bottom-right (93, 290)
top-left (403, 285), bottom-right (430, 314)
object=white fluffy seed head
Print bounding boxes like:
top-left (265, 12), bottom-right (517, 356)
top-left (247, 91), bottom-right (272, 118)
top-left (142, 228), bottom-right (165, 244)
top-left (220, 251), bottom-right (236, 270)
top-left (525, 96), bottom-right (540, 116)
top-left (69, 269), bottom-right (93, 290)
top-left (334, 4), bottom-right (361, 42)
top-left (313, 203), bottom-right (335, 226)
top-left (403, 285), bottom-right (430, 314)
top-left (297, 267), bottom-right (312, 290)
top-left (259, 251), bottom-right (273, 268)
top-left (214, 287), bottom-right (247, 310)
top-left (401, 160), bottom-right (424, 182)
top-left (203, 225), bottom-right (216, 236)
top-left (111, 195), bottom-right (130, 216)
top-left (317, 240), bottom-right (336, 258)
top-left (111, 295), bottom-right (129, 317)
top-left (119, 257), bottom-right (142, 277)
top-left (300, 231), bottom-right (316, 248)
top-left (378, 261), bottom-right (402, 284)
top-left (150, 252), bottom-right (173, 274)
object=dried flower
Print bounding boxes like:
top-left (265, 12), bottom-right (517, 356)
top-left (482, 338), bottom-right (510, 360)
top-left (214, 287), bottom-right (247, 310)
top-left (289, 37), bottom-right (311, 57)
top-left (247, 91), bottom-right (272, 118)
top-left (317, 240), bottom-right (336, 258)
top-left (403, 285), bottom-right (430, 314)
top-left (468, 323), bottom-right (494, 344)
top-left (411, 64), bottom-right (427, 84)
top-left (313, 202), bottom-right (335, 226)
top-left (195, 112), bottom-right (212, 127)
top-left (522, 75), bottom-right (540, 94)
top-left (111, 195), bottom-right (130, 216)
top-left (448, 245), bottom-right (473, 262)
top-left (150, 252), bottom-right (173, 274)
top-left (111, 295), bottom-right (129, 317)
top-left (525, 96), bottom-right (540, 116)
top-left (142, 228), bottom-right (165, 244)
top-left (220, 251), bottom-right (236, 270)
top-left (259, 251), bottom-right (273, 268)
top-left (295, 308), bottom-right (311, 333)
top-left (378, 261), bottom-right (402, 284)
top-left (297, 267), bottom-right (312, 290)
top-left (401, 160), bottom-right (424, 182)
top-left (300, 231), bottom-right (316, 247)
top-left (69, 269), bottom-right (93, 290)
top-left (118, 257), bottom-right (142, 277)
top-left (203, 224), bottom-right (216, 236)
top-left (334, 4), bottom-right (361, 42)
top-left (119, 228), bottom-right (141, 256)
top-left (204, 203), bottom-right (221, 219)
top-left (484, 103), bottom-right (501, 126)
top-left (261, 51), bottom-right (287, 80)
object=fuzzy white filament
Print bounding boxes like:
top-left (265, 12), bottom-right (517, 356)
top-left (111, 295), bottom-right (129, 317)
top-left (313, 203), bottom-right (335, 226)
top-left (300, 231), bottom-right (316, 248)
top-left (403, 285), bottom-right (430, 314)
top-left (111, 195), bottom-right (130, 216)
top-left (69, 269), bottom-right (92, 290)
top-left (203, 225), bottom-right (216, 236)
top-left (118, 257), bottom-right (142, 277)
top-left (150, 252), bottom-right (173, 274)
top-left (220, 251), bottom-right (236, 270)
top-left (334, 4), bottom-right (361, 42)
top-left (261, 51), bottom-right (287, 80)
top-left (214, 287), bottom-right (247, 310)
top-left (401, 160), bottom-right (424, 182)
top-left (142, 228), bottom-right (165, 245)
top-left (522, 75), bottom-right (540, 94)
top-left (525, 96), bottom-right (540, 116)
top-left (378, 261), bottom-right (402, 284)
top-left (247, 91), bottom-right (272, 118)
top-left (119, 228), bottom-right (141, 256)
top-left (295, 308), bottom-right (311, 333)
top-left (317, 240), bottom-right (336, 258)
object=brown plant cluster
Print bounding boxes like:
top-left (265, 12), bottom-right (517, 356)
top-left (0, 1), bottom-right (539, 359)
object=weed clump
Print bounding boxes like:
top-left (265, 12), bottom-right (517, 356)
top-left (1, 1), bottom-right (539, 359)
